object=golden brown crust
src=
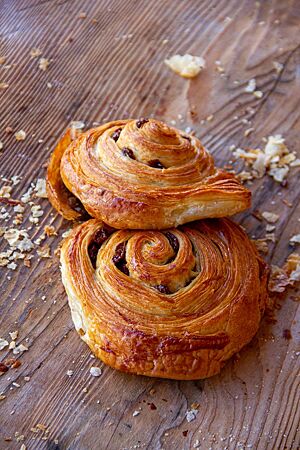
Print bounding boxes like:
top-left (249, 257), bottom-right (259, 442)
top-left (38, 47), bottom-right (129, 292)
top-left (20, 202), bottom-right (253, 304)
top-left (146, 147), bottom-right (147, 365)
top-left (47, 119), bottom-right (251, 228)
top-left (46, 123), bottom-right (87, 220)
top-left (60, 218), bottom-right (268, 380)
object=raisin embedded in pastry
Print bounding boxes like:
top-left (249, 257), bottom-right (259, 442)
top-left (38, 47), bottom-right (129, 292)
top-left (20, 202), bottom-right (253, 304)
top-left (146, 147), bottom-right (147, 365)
top-left (47, 119), bottom-right (251, 229)
top-left (60, 218), bottom-right (269, 380)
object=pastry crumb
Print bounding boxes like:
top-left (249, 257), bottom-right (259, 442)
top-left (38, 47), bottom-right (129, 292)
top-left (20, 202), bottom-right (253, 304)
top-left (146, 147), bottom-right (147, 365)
top-left (39, 58), bottom-right (50, 71)
top-left (261, 212), bottom-right (279, 223)
top-left (164, 54), bottom-right (206, 78)
top-left (186, 409), bottom-right (199, 422)
top-left (90, 366), bottom-right (102, 377)
top-left (245, 78), bottom-right (256, 93)
top-left (15, 130), bottom-right (26, 141)
top-left (289, 234), bottom-right (300, 246)
top-left (30, 48), bottom-right (42, 58)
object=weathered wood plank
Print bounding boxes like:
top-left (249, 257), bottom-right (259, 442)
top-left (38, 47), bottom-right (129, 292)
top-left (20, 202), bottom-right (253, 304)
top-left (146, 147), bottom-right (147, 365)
top-left (0, 1), bottom-right (299, 449)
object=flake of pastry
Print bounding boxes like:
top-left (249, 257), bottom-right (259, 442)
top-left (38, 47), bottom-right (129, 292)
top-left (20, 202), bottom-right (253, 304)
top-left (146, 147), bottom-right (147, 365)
top-left (15, 130), bottom-right (27, 141)
top-left (289, 234), bottom-right (300, 246)
top-left (38, 58), bottom-right (50, 71)
top-left (30, 48), bottom-right (42, 58)
top-left (261, 212), bottom-right (279, 223)
top-left (164, 54), bottom-right (206, 78)
top-left (245, 78), bottom-right (256, 93)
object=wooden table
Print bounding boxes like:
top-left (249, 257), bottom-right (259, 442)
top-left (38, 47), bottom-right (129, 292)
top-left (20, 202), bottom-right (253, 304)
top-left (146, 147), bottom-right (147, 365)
top-left (1, 1), bottom-right (299, 449)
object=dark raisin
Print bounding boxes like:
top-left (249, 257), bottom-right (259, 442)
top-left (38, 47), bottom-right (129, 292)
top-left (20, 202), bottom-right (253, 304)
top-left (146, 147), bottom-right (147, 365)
top-left (283, 329), bottom-right (292, 340)
top-left (122, 148), bottom-right (135, 160)
top-left (165, 232), bottom-right (179, 253)
top-left (148, 159), bottom-right (165, 169)
top-left (0, 363), bottom-right (9, 373)
top-left (88, 242), bottom-right (99, 268)
top-left (112, 242), bottom-right (129, 275)
top-left (93, 227), bottom-right (113, 245)
top-left (148, 402), bottom-right (157, 410)
top-left (154, 284), bottom-right (171, 294)
top-left (136, 118), bottom-right (149, 128)
top-left (112, 242), bottom-right (126, 264)
top-left (118, 262), bottom-right (129, 275)
top-left (88, 227), bottom-right (113, 268)
top-left (112, 128), bottom-right (122, 141)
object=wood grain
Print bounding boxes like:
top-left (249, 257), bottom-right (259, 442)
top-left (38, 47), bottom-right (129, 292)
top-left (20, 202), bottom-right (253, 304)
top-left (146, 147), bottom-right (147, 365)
top-left (0, 1), bottom-right (299, 449)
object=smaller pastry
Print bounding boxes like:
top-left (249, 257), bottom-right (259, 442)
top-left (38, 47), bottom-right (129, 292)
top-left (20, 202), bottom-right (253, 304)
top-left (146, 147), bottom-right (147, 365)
top-left (60, 218), bottom-right (269, 380)
top-left (47, 118), bottom-right (251, 229)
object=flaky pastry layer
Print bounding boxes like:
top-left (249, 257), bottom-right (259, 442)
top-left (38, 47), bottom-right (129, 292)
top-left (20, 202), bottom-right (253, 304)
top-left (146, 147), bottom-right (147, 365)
top-left (60, 218), bottom-right (268, 380)
top-left (47, 119), bottom-right (251, 229)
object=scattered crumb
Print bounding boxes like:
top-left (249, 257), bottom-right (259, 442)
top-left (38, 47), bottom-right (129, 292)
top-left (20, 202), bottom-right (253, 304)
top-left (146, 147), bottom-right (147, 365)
top-left (13, 344), bottom-right (28, 355)
top-left (244, 128), bottom-right (254, 137)
top-left (44, 225), bottom-right (57, 236)
top-left (9, 331), bottom-right (18, 340)
top-left (62, 229), bottom-right (72, 238)
top-left (132, 410), bottom-right (140, 417)
top-left (37, 246), bottom-right (51, 258)
top-left (253, 90), bottom-right (263, 98)
top-left (0, 82), bottom-right (9, 90)
top-left (215, 60), bottom-right (225, 73)
top-left (252, 239), bottom-right (269, 254)
top-left (164, 54), bottom-right (206, 78)
top-left (233, 134), bottom-right (295, 183)
top-left (190, 402), bottom-right (200, 409)
top-left (35, 178), bottom-right (47, 198)
top-left (245, 78), bottom-right (256, 93)
top-left (66, 370), bottom-right (74, 377)
top-left (30, 48), bottom-right (42, 58)
top-left (15, 130), bottom-right (26, 141)
top-left (273, 61), bottom-right (283, 73)
top-left (289, 234), bottom-right (300, 246)
top-left (261, 212), bottom-right (279, 223)
top-left (269, 253), bottom-right (300, 293)
top-left (186, 409), bottom-right (199, 422)
top-left (0, 338), bottom-right (9, 350)
top-left (90, 366), bottom-right (102, 377)
top-left (266, 224), bottom-right (276, 232)
top-left (39, 58), bottom-right (50, 71)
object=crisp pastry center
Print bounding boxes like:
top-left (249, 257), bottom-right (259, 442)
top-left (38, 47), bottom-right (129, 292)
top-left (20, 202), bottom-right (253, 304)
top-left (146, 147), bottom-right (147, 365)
top-left (88, 227), bottom-right (205, 300)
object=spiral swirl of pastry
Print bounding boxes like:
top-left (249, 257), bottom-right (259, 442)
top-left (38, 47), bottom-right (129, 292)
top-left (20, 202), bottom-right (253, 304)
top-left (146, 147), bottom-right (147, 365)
top-left (47, 119), bottom-right (251, 229)
top-left (61, 218), bottom-right (268, 380)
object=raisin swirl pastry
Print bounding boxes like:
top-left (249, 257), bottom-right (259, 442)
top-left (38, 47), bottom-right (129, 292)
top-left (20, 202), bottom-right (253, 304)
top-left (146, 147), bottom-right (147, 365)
top-left (47, 119), bottom-right (250, 229)
top-left (61, 218), bottom-right (268, 380)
